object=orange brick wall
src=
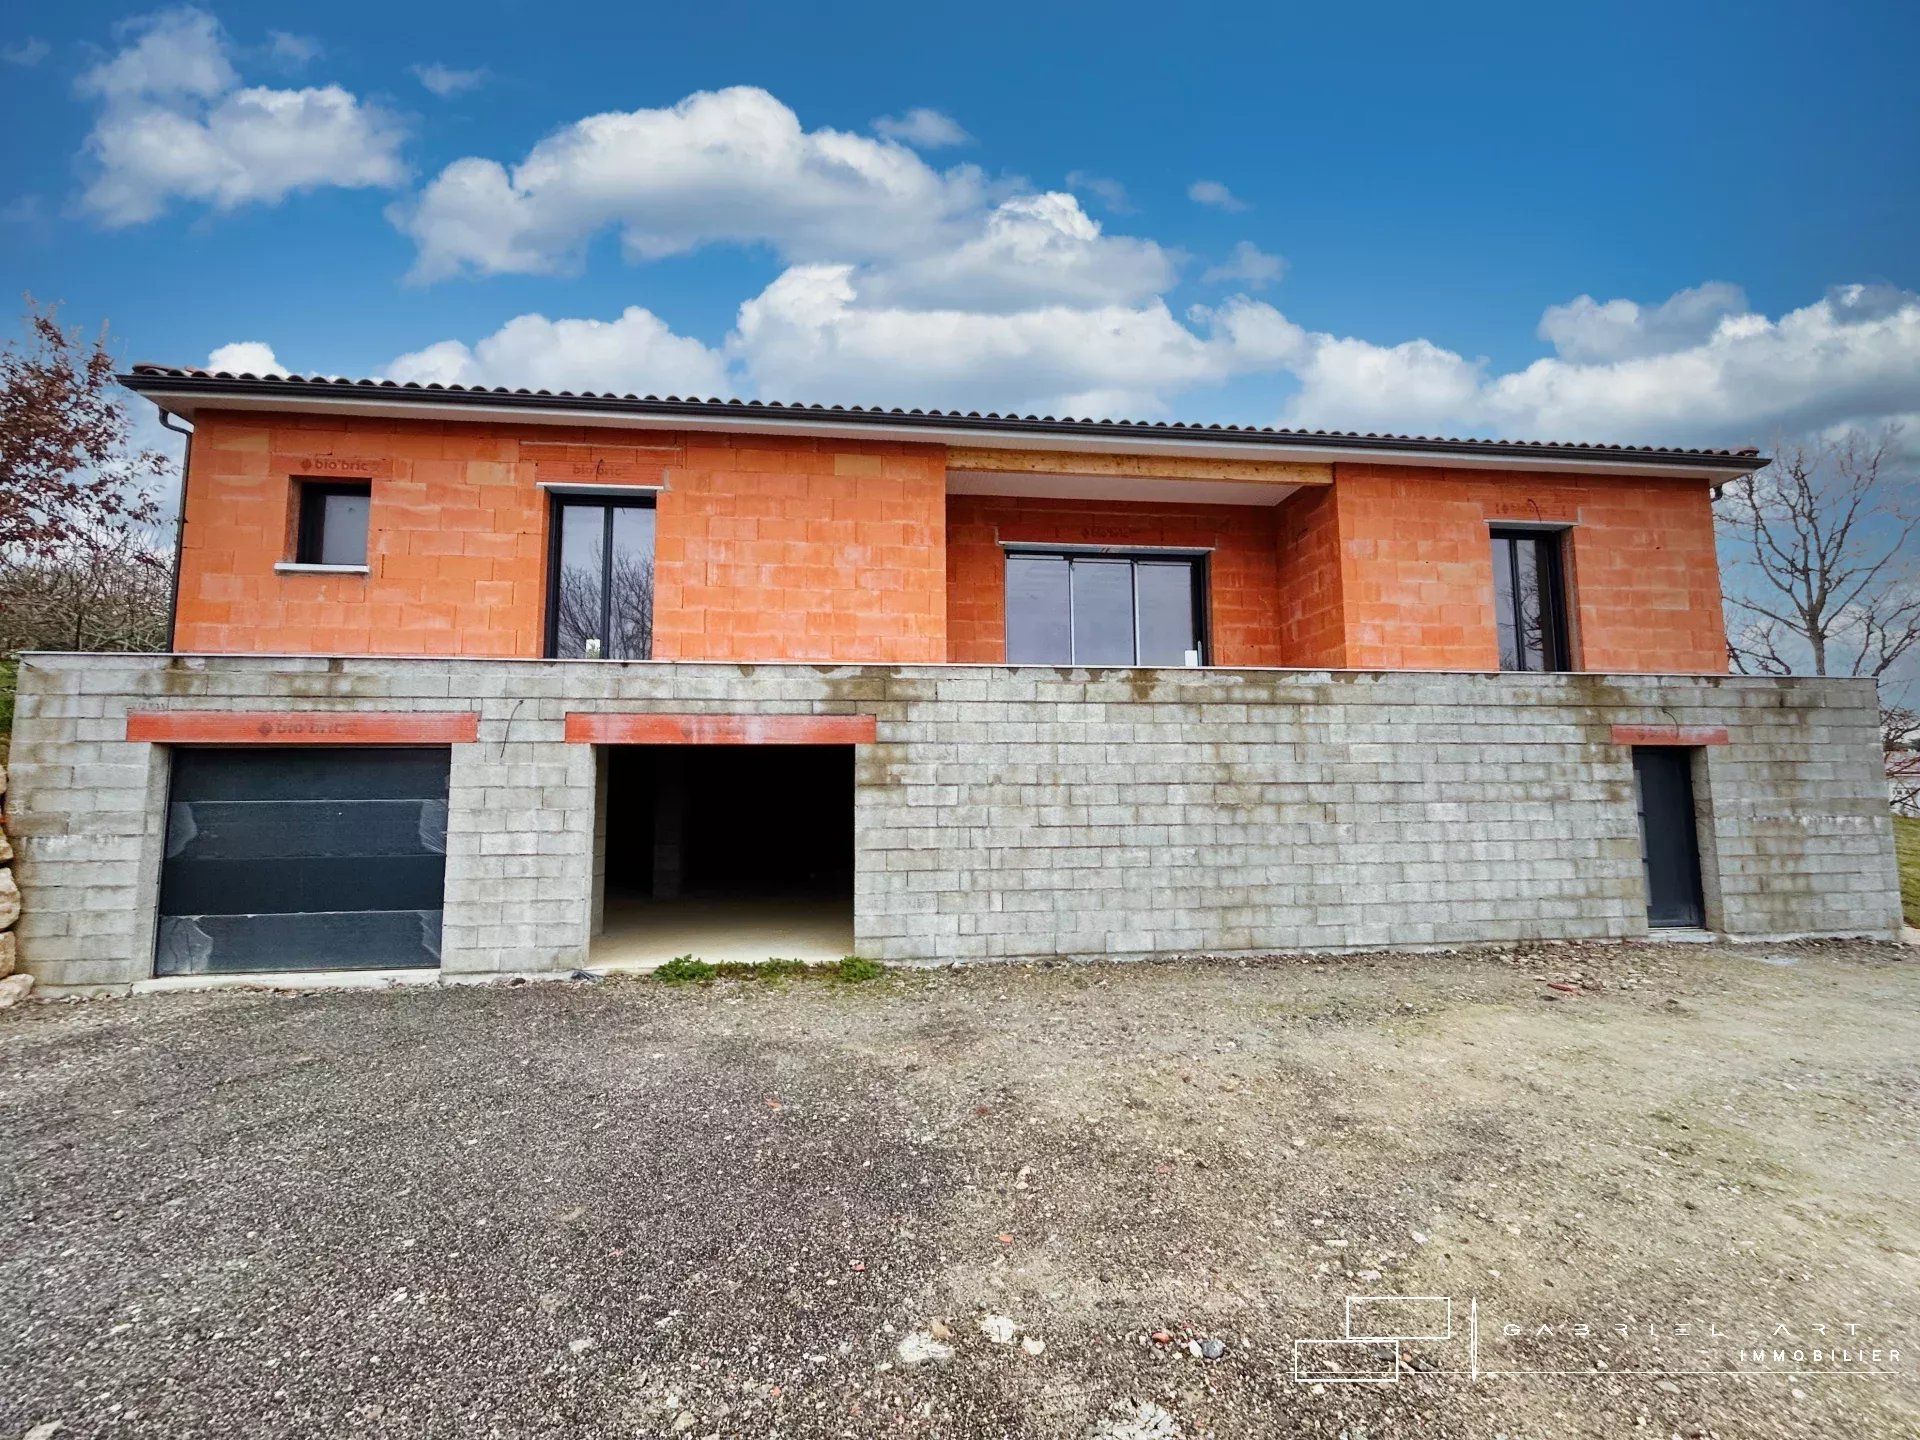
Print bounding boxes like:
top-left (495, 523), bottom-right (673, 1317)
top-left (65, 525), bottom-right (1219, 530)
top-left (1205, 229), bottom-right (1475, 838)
top-left (652, 434), bottom-right (945, 662)
top-left (945, 494), bottom-right (1287, 665)
top-left (1273, 485), bottom-right (1348, 667)
top-left (1322, 463), bottom-right (1726, 673)
top-left (173, 412), bottom-right (946, 661)
top-left (172, 409), bottom-right (1725, 673)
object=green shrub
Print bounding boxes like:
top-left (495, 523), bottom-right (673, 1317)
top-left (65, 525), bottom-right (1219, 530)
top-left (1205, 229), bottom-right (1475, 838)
top-left (654, 954), bottom-right (715, 984)
top-left (835, 955), bottom-right (885, 983)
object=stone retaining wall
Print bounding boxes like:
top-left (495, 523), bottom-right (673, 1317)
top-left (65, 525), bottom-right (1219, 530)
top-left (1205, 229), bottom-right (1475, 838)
top-left (6, 654), bottom-right (1901, 992)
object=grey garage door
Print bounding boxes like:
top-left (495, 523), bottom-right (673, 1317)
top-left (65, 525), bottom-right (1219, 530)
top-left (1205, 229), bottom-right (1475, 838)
top-left (156, 747), bottom-right (450, 976)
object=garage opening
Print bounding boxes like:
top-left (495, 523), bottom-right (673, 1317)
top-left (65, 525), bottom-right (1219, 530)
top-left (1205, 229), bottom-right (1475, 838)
top-left (591, 744), bottom-right (855, 966)
top-left (156, 747), bottom-right (449, 975)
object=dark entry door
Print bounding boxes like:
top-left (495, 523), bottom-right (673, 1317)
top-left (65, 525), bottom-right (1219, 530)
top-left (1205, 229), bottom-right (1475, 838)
top-left (1632, 748), bottom-right (1705, 928)
top-left (156, 747), bottom-right (450, 975)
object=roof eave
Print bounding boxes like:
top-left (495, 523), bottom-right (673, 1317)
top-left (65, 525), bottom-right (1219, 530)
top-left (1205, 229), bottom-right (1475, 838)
top-left (119, 371), bottom-right (1771, 481)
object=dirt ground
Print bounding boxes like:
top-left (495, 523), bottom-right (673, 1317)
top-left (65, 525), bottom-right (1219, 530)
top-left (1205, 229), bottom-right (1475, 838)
top-left (2, 937), bottom-right (1916, 1439)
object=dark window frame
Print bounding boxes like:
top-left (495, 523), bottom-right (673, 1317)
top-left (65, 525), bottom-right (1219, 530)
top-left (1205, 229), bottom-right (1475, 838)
top-left (1489, 525), bottom-right (1572, 672)
top-left (1001, 546), bottom-right (1212, 666)
top-left (293, 479), bottom-right (372, 567)
top-left (543, 492), bottom-right (658, 660)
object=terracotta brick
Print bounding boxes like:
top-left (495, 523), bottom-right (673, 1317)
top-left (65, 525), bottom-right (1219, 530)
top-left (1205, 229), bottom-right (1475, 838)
top-left (1320, 464), bottom-right (1726, 673)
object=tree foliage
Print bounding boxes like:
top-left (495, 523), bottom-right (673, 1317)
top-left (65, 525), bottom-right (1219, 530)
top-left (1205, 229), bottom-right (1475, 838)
top-left (0, 298), bottom-right (167, 562)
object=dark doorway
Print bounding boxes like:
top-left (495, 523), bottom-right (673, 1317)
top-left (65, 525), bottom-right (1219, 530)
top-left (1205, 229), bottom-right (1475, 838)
top-left (1632, 747), bottom-right (1706, 928)
top-left (156, 747), bottom-right (449, 975)
top-left (595, 745), bottom-right (855, 963)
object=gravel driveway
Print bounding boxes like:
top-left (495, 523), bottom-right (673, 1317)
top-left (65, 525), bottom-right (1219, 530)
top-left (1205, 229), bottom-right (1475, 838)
top-left (3, 939), bottom-right (1916, 1439)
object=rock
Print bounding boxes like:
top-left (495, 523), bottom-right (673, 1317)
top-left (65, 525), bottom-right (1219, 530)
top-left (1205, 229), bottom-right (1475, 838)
top-left (979, 1313), bottom-right (1019, 1345)
top-left (896, 1331), bottom-right (953, 1368)
top-left (1020, 1335), bottom-right (1046, 1356)
top-left (0, 931), bottom-right (13, 980)
top-left (927, 1318), bottom-right (952, 1341)
top-left (0, 868), bottom-right (17, 930)
top-left (1090, 1399), bottom-right (1181, 1440)
top-left (568, 1338), bottom-right (595, 1354)
top-left (22, 1425), bottom-right (62, 1440)
top-left (0, 972), bottom-right (32, 1008)
top-left (1200, 1338), bottom-right (1226, 1360)
top-left (568, 969), bottom-right (603, 983)
top-left (1150, 1329), bottom-right (1173, 1345)
top-left (0, 827), bottom-right (12, 863)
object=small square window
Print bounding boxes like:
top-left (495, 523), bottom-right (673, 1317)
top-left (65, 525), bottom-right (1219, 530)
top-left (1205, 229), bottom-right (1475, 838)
top-left (294, 480), bottom-right (371, 567)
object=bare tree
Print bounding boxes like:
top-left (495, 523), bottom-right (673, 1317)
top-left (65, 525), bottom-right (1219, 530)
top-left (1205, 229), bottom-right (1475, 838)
top-left (0, 298), bottom-right (168, 560)
top-left (1717, 429), bottom-right (1919, 680)
top-left (1888, 702), bottom-right (1920, 818)
top-left (1717, 429), bottom-right (1919, 813)
top-left (0, 527), bottom-right (171, 655)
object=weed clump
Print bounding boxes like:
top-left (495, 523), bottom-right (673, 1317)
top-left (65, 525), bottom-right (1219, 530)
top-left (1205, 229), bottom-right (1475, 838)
top-left (654, 954), bottom-right (715, 984)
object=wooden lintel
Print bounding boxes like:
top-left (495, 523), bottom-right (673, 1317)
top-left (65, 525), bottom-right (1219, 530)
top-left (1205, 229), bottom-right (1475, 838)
top-left (946, 446), bottom-right (1332, 487)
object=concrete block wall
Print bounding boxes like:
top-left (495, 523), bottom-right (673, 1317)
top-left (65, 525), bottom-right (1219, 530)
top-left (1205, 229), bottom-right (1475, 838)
top-left (7, 654), bottom-right (1900, 992)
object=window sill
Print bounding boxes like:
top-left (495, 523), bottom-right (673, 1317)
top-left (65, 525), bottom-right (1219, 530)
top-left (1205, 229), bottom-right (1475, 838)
top-left (273, 562), bottom-right (370, 575)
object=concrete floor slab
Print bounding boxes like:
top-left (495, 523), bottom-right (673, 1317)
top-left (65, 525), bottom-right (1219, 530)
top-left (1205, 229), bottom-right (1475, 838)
top-left (590, 895), bottom-right (854, 969)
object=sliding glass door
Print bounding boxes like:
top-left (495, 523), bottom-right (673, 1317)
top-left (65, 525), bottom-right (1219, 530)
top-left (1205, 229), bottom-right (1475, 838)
top-left (1005, 550), bottom-right (1207, 665)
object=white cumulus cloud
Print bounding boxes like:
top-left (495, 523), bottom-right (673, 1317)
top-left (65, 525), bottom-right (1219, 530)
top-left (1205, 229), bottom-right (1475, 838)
top-left (730, 265), bottom-right (1290, 417)
top-left (206, 340), bottom-right (285, 374)
top-left (3, 37), bottom-right (50, 66)
top-left (1201, 240), bottom-right (1285, 289)
top-left (1065, 171), bottom-right (1132, 214)
top-left (386, 307), bottom-right (731, 397)
top-left (76, 7), bottom-right (407, 227)
top-left (1188, 179), bottom-right (1247, 212)
top-left (412, 61), bottom-right (487, 98)
top-left (871, 107), bottom-right (971, 148)
top-left (1536, 281), bottom-right (1750, 363)
top-left (1278, 283), bottom-right (1920, 447)
top-left (393, 85), bottom-right (989, 282)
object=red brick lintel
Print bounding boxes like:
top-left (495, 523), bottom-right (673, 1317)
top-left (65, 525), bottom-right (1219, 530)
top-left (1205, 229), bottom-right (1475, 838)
top-left (126, 711), bottom-right (481, 745)
top-left (564, 712), bottom-right (877, 745)
top-left (1609, 724), bottom-right (1730, 747)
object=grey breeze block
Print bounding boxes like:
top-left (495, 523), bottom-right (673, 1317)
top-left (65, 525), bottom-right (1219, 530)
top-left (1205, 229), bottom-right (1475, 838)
top-left (6, 652), bottom-right (1901, 992)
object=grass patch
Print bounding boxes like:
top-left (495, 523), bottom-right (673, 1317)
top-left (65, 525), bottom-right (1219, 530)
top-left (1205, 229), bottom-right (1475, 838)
top-left (835, 955), bottom-right (885, 983)
top-left (0, 656), bottom-right (16, 766)
top-left (652, 954), bottom-right (888, 985)
top-left (1894, 815), bottom-right (1920, 928)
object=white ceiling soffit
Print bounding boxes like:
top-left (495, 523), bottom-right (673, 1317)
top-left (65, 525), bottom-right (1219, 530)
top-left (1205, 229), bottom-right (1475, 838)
top-left (948, 470), bottom-right (1302, 507)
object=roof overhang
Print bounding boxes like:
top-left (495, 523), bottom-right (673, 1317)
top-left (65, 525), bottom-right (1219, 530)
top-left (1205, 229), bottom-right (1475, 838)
top-left (120, 371), bottom-right (1770, 483)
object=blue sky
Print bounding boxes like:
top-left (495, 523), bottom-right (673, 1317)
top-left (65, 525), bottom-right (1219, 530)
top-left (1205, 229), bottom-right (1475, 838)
top-left (4, 0), bottom-right (1917, 451)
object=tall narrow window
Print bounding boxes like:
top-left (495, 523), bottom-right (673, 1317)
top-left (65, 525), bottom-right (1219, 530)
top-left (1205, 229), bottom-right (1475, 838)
top-left (1004, 550), bottom-right (1207, 665)
top-left (1490, 528), bottom-right (1570, 671)
top-left (294, 480), bottom-right (371, 566)
top-left (548, 496), bottom-right (656, 659)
